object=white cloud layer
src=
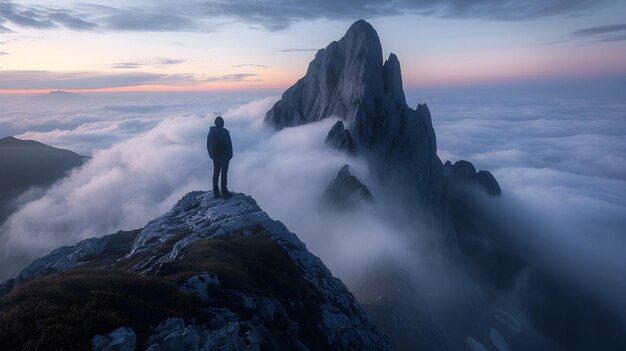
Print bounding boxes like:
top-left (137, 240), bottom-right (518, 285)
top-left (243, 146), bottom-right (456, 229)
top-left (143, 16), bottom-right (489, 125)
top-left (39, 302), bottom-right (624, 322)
top-left (0, 89), bottom-right (625, 347)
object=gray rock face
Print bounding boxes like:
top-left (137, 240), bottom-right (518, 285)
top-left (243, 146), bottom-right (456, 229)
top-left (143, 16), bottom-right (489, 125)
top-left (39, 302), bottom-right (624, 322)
top-left (325, 121), bottom-right (356, 155)
top-left (320, 164), bottom-right (373, 210)
top-left (443, 160), bottom-right (501, 196)
top-left (3, 191), bottom-right (389, 350)
top-left (145, 317), bottom-right (261, 351)
top-left (4, 229), bottom-right (138, 290)
top-left (264, 19), bottom-right (447, 227)
top-left (264, 20), bottom-right (384, 129)
top-left (179, 273), bottom-right (220, 302)
top-left (92, 327), bottom-right (136, 351)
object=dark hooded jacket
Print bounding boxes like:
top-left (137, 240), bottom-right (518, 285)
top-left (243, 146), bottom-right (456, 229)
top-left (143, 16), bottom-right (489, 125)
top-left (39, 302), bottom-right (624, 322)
top-left (206, 126), bottom-right (233, 163)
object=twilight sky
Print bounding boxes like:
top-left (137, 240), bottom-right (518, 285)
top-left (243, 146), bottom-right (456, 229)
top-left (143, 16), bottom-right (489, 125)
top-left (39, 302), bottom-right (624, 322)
top-left (1, 0), bottom-right (626, 92)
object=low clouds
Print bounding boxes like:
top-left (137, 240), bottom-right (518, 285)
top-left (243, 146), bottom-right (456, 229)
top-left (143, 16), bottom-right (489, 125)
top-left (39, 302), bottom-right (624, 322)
top-left (0, 0), bottom-right (607, 33)
top-left (0, 116), bottom-right (210, 277)
top-left (0, 94), bottom-right (376, 281)
top-left (0, 89), bottom-right (625, 348)
top-left (408, 90), bottom-right (626, 308)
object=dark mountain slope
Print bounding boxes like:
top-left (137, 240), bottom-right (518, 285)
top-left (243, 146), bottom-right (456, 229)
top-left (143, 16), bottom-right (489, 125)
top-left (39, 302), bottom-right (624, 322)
top-left (0, 191), bottom-right (390, 350)
top-left (0, 136), bottom-right (88, 224)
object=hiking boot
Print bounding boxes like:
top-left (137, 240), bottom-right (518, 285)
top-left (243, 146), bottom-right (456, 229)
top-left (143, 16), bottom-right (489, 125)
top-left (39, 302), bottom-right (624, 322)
top-left (213, 189), bottom-right (222, 199)
top-left (222, 189), bottom-right (233, 199)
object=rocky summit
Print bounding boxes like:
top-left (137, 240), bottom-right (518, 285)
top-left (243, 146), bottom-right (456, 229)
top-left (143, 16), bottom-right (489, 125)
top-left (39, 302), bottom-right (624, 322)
top-left (320, 164), bottom-right (374, 210)
top-left (264, 19), bottom-right (498, 231)
top-left (325, 121), bottom-right (356, 155)
top-left (444, 160), bottom-right (501, 196)
top-left (0, 192), bottom-right (389, 351)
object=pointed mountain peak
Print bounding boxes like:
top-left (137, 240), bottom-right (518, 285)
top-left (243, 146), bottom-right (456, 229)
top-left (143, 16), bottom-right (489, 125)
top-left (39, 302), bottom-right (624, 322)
top-left (344, 19), bottom-right (380, 42)
top-left (320, 164), bottom-right (374, 210)
top-left (338, 163), bottom-right (351, 175)
top-left (0, 136), bottom-right (18, 145)
top-left (264, 19), bottom-right (384, 129)
top-left (339, 19), bottom-right (383, 67)
top-left (325, 121), bottom-right (356, 155)
top-left (383, 53), bottom-right (406, 105)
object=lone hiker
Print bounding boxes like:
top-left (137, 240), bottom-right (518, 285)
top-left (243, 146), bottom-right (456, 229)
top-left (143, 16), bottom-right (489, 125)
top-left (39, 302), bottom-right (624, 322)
top-left (207, 116), bottom-right (233, 199)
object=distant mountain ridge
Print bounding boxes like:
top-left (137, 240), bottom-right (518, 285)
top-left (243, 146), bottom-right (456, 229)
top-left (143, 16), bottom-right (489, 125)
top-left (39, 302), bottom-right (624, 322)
top-left (0, 136), bottom-right (88, 225)
top-left (37, 90), bottom-right (85, 101)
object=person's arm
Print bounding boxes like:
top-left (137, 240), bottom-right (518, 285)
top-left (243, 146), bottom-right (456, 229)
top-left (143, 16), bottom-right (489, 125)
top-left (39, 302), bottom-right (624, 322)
top-left (206, 133), bottom-right (213, 158)
top-left (226, 132), bottom-right (233, 160)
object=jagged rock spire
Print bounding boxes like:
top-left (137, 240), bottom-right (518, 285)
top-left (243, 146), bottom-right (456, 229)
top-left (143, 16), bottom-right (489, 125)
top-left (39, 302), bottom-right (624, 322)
top-left (320, 164), bottom-right (374, 210)
top-left (265, 19), bottom-right (499, 233)
top-left (264, 19), bottom-right (384, 128)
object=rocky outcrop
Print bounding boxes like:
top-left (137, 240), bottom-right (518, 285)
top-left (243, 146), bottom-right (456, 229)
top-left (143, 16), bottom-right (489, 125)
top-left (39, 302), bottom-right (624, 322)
top-left (444, 160), bottom-right (501, 196)
top-left (264, 20), bottom-right (447, 228)
top-left (264, 19), bottom-right (505, 238)
top-left (264, 20), bottom-right (384, 129)
top-left (325, 121), bottom-right (356, 155)
top-left (93, 327), bottom-right (136, 351)
top-left (144, 315), bottom-right (261, 351)
top-left (320, 164), bottom-right (373, 210)
top-left (0, 192), bottom-right (389, 350)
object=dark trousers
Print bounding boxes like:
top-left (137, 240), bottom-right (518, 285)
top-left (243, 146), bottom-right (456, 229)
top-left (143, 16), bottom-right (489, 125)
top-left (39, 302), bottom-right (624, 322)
top-left (213, 160), bottom-right (229, 191)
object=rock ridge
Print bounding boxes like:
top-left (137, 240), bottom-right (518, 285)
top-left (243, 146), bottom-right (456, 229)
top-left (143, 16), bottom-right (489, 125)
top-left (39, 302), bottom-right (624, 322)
top-left (0, 191), bottom-right (390, 350)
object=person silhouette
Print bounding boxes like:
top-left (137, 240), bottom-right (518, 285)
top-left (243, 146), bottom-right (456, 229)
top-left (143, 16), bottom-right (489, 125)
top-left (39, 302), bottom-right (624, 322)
top-left (206, 116), bottom-right (233, 199)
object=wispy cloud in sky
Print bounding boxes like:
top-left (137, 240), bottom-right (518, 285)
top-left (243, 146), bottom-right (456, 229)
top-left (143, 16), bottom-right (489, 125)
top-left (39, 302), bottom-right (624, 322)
top-left (155, 57), bottom-right (186, 65)
top-left (0, 1), bottom-right (97, 31)
top-left (1, 0), bottom-right (624, 91)
top-left (0, 70), bottom-right (258, 90)
top-left (86, 4), bottom-right (198, 32)
top-left (279, 48), bottom-right (318, 52)
top-left (194, 0), bottom-right (604, 30)
top-left (233, 64), bottom-right (268, 68)
top-left (111, 62), bottom-right (144, 69)
top-left (570, 23), bottom-right (626, 42)
top-left (0, 0), bottom-right (608, 33)
top-left (111, 57), bottom-right (187, 69)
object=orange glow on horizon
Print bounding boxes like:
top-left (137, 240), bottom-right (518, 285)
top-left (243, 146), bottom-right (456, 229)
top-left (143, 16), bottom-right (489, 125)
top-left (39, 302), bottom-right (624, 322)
top-left (0, 83), bottom-right (290, 95)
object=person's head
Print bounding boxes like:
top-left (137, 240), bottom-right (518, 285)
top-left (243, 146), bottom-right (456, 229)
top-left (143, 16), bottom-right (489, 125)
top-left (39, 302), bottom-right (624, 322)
top-left (214, 116), bottom-right (224, 128)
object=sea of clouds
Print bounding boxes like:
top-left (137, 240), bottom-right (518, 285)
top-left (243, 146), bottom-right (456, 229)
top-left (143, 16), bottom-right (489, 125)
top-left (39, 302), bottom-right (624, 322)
top-left (0, 89), bottom-right (624, 347)
top-left (0, 91), bottom-right (400, 280)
